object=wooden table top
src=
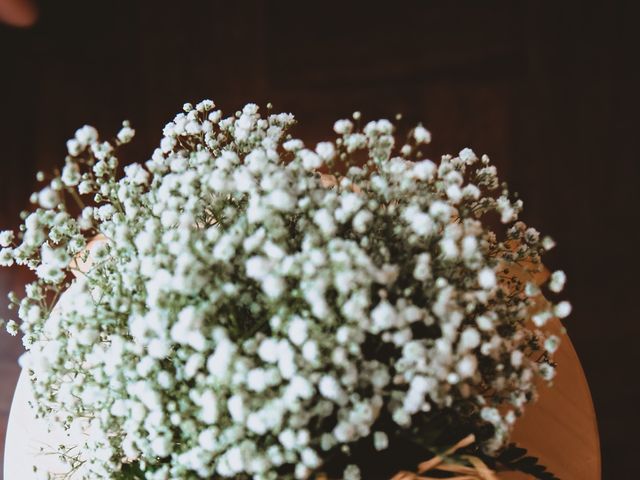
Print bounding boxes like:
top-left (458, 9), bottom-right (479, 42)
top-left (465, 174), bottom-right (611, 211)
top-left (503, 318), bottom-right (601, 479)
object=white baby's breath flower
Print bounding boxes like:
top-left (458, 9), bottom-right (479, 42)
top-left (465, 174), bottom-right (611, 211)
top-left (288, 316), bottom-right (308, 346)
top-left (6, 320), bottom-right (18, 336)
top-left (413, 125), bottom-right (431, 144)
top-left (283, 139), bottom-right (304, 152)
top-left (555, 301), bottom-right (572, 318)
top-left (0, 230), bottom-right (14, 247)
top-left (456, 355), bottom-right (477, 378)
top-left (300, 149), bottom-right (322, 170)
top-left (0, 100), bottom-right (568, 479)
top-left (117, 123), bottom-right (136, 144)
top-left (333, 119), bottom-right (353, 135)
top-left (246, 256), bottom-right (271, 281)
top-left (440, 238), bottom-right (459, 259)
top-left (459, 328), bottom-right (481, 351)
top-left (262, 274), bottom-right (286, 299)
top-left (0, 248), bottom-right (15, 267)
top-left (542, 236), bottom-right (556, 251)
top-left (352, 209), bottom-right (373, 233)
top-left (315, 142), bottom-right (335, 161)
top-left (344, 464), bottom-right (362, 480)
top-left (459, 147), bottom-right (477, 164)
top-left (544, 335), bottom-right (560, 354)
top-left (267, 189), bottom-right (295, 212)
top-left (61, 162), bottom-right (81, 186)
top-left (258, 338), bottom-right (279, 363)
top-left (313, 208), bottom-right (337, 237)
top-left (478, 267), bottom-right (496, 290)
top-left (532, 310), bottom-right (552, 327)
top-left (37, 187), bottom-right (59, 209)
top-left (75, 125), bottom-right (98, 146)
top-left (373, 431), bottom-right (389, 451)
top-left (549, 270), bottom-right (566, 293)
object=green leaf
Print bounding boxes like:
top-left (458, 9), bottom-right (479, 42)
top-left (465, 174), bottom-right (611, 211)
top-left (495, 443), bottom-right (560, 480)
top-left (117, 462), bottom-right (145, 480)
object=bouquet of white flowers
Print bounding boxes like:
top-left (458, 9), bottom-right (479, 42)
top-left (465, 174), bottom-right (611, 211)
top-left (0, 100), bottom-right (569, 479)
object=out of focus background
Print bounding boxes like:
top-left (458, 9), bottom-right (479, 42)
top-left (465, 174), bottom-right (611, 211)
top-left (0, 1), bottom-right (637, 478)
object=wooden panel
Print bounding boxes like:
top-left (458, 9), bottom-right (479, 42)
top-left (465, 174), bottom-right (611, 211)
top-left (265, 1), bottom-right (527, 88)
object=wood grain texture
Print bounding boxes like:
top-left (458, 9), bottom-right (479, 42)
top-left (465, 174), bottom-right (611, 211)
top-left (505, 319), bottom-right (601, 479)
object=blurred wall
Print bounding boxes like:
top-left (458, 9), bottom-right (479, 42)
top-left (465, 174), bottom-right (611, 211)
top-left (0, 1), bottom-right (638, 477)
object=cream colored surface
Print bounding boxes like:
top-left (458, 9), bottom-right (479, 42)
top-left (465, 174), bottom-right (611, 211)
top-left (4, 281), bottom-right (87, 479)
top-left (4, 368), bottom-right (78, 479)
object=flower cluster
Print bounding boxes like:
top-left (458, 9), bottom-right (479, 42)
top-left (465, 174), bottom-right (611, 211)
top-left (0, 100), bottom-right (569, 480)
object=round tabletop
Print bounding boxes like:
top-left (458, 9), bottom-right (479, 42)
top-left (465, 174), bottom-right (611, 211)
top-left (505, 317), bottom-right (601, 479)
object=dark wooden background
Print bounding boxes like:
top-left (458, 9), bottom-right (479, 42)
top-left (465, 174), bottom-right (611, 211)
top-left (0, 1), bottom-right (637, 478)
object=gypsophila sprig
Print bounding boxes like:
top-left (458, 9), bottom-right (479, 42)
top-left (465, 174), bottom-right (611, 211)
top-left (1, 100), bottom-right (569, 480)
